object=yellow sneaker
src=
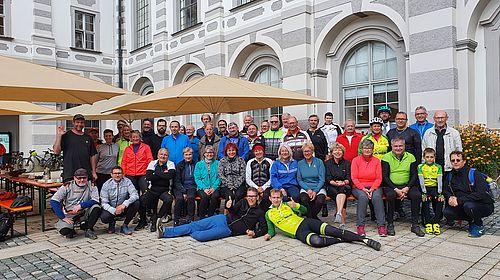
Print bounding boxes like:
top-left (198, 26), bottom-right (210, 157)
top-left (425, 224), bottom-right (433, 234)
top-left (433, 223), bottom-right (441, 235)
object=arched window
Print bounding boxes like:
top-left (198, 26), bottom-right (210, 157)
top-left (343, 41), bottom-right (398, 125)
top-left (250, 65), bottom-right (282, 125)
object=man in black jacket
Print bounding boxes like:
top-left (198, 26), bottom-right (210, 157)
top-left (386, 112), bottom-right (422, 160)
top-left (307, 114), bottom-right (329, 161)
top-left (443, 151), bottom-right (494, 238)
top-left (158, 187), bottom-right (267, 241)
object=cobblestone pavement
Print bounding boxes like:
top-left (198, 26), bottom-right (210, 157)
top-left (0, 201), bottom-right (499, 280)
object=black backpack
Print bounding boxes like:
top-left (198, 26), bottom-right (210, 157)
top-left (10, 196), bottom-right (32, 208)
top-left (0, 212), bottom-right (13, 241)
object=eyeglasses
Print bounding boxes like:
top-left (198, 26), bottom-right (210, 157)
top-left (395, 118), bottom-right (407, 121)
top-left (75, 176), bottom-right (88, 180)
top-left (451, 159), bottom-right (462, 163)
top-left (247, 195), bottom-right (258, 198)
top-left (270, 121), bottom-right (279, 123)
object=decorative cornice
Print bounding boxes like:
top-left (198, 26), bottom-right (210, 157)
top-left (455, 39), bottom-right (478, 52)
top-left (309, 69), bottom-right (328, 78)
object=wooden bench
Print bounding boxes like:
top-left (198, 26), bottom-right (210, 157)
top-left (0, 199), bottom-right (33, 237)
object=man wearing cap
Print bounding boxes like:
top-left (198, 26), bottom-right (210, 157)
top-left (88, 128), bottom-right (102, 148)
top-left (53, 114), bottom-right (98, 183)
top-left (50, 168), bottom-right (101, 239)
top-left (377, 106), bottom-right (396, 135)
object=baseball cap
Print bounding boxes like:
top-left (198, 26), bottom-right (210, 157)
top-left (73, 114), bottom-right (85, 121)
top-left (73, 168), bottom-right (88, 177)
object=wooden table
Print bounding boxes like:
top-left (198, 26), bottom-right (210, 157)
top-left (0, 174), bottom-right (62, 231)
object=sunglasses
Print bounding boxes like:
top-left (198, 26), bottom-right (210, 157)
top-left (451, 159), bottom-right (462, 163)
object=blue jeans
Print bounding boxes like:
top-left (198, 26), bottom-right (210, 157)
top-left (283, 185), bottom-right (300, 202)
top-left (163, 214), bottom-right (232, 242)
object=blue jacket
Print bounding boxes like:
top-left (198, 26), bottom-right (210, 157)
top-left (194, 159), bottom-right (221, 191)
top-left (410, 121), bottom-right (434, 139)
top-left (218, 134), bottom-right (250, 160)
top-left (188, 136), bottom-right (200, 162)
top-left (270, 160), bottom-right (298, 189)
top-left (297, 157), bottom-right (325, 193)
top-left (161, 133), bottom-right (189, 165)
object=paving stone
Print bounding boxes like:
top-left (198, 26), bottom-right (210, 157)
top-left (397, 254), bottom-right (472, 279)
top-left (427, 240), bottom-right (491, 262)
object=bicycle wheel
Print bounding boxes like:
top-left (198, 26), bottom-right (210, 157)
top-left (22, 158), bottom-right (35, 173)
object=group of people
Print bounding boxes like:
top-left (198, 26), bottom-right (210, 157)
top-left (48, 106), bottom-right (495, 245)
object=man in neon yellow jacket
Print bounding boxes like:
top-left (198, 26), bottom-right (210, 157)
top-left (263, 189), bottom-right (381, 250)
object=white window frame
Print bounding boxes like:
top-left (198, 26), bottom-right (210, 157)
top-left (71, 7), bottom-right (100, 51)
top-left (134, 0), bottom-right (150, 49)
top-left (342, 41), bottom-right (399, 126)
top-left (234, 0), bottom-right (254, 7)
top-left (250, 65), bottom-right (283, 125)
top-left (0, 0), bottom-right (12, 37)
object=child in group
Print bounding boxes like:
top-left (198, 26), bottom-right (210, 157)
top-left (418, 148), bottom-right (444, 234)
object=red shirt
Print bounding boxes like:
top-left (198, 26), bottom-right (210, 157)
top-left (351, 155), bottom-right (382, 190)
top-left (336, 132), bottom-right (363, 161)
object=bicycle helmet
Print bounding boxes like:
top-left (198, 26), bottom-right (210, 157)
top-left (377, 105), bottom-right (391, 114)
top-left (369, 117), bottom-right (384, 126)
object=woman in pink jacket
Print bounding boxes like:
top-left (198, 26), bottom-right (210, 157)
top-left (351, 139), bottom-right (386, 237)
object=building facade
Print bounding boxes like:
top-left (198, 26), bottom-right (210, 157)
top-left (1, 0), bottom-right (499, 153)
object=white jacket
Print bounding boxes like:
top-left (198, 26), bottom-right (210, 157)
top-left (422, 125), bottom-right (462, 171)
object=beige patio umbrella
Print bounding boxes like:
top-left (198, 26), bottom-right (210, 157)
top-left (106, 74), bottom-right (334, 114)
top-left (0, 101), bottom-right (64, 115)
top-left (34, 94), bottom-right (177, 124)
top-left (0, 55), bottom-right (126, 104)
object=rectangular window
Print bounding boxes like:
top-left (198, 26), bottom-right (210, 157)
top-left (179, 0), bottom-right (197, 30)
top-left (74, 11), bottom-right (95, 50)
top-left (136, 0), bottom-right (150, 48)
top-left (0, 0), bottom-right (5, 36)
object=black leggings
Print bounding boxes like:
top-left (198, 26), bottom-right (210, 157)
top-left (100, 200), bottom-right (140, 225)
top-left (295, 218), bottom-right (364, 247)
top-left (197, 190), bottom-right (221, 218)
top-left (299, 193), bottom-right (326, 219)
top-left (96, 173), bottom-right (111, 194)
top-left (173, 189), bottom-right (197, 221)
top-left (220, 185), bottom-right (247, 203)
top-left (139, 190), bottom-right (173, 220)
top-left (422, 187), bottom-right (444, 224)
top-left (126, 175), bottom-right (148, 195)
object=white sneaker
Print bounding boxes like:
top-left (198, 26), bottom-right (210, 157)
top-left (334, 213), bottom-right (342, 224)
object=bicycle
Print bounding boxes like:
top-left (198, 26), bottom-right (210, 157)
top-left (23, 148), bottom-right (63, 173)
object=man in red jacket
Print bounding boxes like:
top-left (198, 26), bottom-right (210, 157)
top-left (336, 120), bottom-right (363, 162)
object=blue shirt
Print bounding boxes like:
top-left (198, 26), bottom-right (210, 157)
top-left (297, 157), bottom-right (326, 193)
top-left (409, 121), bottom-right (434, 139)
top-left (218, 134), bottom-right (250, 160)
top-left (161, 133), bottom-right (189, 165)
top-left (188, 137), bottom-right (200, 162)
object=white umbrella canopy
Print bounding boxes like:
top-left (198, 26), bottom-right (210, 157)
top-left (106, 74), bottom-right (334, 114)
top-left (0, 101), bottom-right (64, 115)
top-left (0, 55), bottom-right (126, 104)
top-left (34, 94), bottom-right (177, 123)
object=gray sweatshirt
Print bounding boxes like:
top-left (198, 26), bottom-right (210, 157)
top-left (51, 181), bottom-right (99, 212)
top-left (96, 143), bottom-right (119, 174)
top-left (100, 177), bottom-right (139, 215)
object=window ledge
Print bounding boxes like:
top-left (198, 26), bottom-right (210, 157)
top-left (70, 47), bottom-right (102, 55)
top-left (130, 43), bottom-right (152, 55)
top-left (229, 0), bottom-right (267, 13)
top-left (171, 22), bottom-right (203, 37)
top-left (0, 36), bottom-right (14, 41)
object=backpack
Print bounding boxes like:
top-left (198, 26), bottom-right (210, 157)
top-left (447, 168), bottom-right (500, 201)
top-left (10, 196), bottom-right (32, 208)
top-left (0, 212), bottom-right (13, 241)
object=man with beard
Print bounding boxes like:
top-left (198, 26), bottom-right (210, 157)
top-left (53, 114), bottom-right (97, 183)
top-left (377, 105), bottom-right (396, 135)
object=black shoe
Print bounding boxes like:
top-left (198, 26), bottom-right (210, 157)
top-left (411, 225), bottom-right (425, 237)
top-left (387, 223), bottom-right (396, 236)
top-left (85, 229), bottom-right (98, 240)
top-left (321, 205), bottom-right (329, 217)
top-left (150, 218), bottom-right (158, 232)
top-left (364, 238), bottom-right (381, 251)
top-left (134, 220), bottom-right (148, 231)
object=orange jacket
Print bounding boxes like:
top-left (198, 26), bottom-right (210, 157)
top-left (121, 143), bottom-right (153, 176)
